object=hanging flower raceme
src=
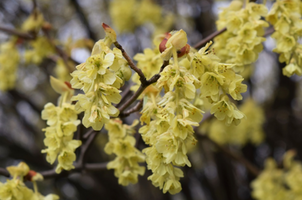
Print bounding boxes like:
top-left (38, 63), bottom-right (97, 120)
top-left (251, 151), bottom-right (302, 200)
top-left (266, 0), bottom-right (302, 77)
top-left (205, 98), bottom-right (265, 146)
top-left (41, 77), bottom-right (81, 174)
top-left (104, 119), bottom-right (145, 186)
top-left (138, 29), bottom-right (247, 194)
top-left (212, 1), bottom-right (268, 72)
top-left (70, 23), bottom-right (130, 130)
top-left (0, 162), bottom-right (59, 200)
top-left (0, 38), bottom-right (20, 92)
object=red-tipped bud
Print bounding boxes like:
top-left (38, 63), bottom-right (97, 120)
top-left (64, 81), bottom-right (72, 90)
top-left (177, 44), bottom-right (190, 57)
top-left (102, 23), bottom-right (117, 42)
top-left (159, 33), bottom-right (172, 53)
top-left (24, 170), bottom-right (37, 181)
top-left (42, 22), bottom-right (52, 31)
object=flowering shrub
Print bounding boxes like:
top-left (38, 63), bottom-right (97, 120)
top-left (0, 0), bottom-right (301, 199)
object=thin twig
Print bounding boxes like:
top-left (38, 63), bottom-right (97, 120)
top-left (41, 162), bottom-right (108, 179)
top-left (264, 27), bottom-right (275, 37)
top-left (118, 60), bottom-right (169, 113)
top-left (83, 128), bottom-right (95, 139)
top-left (0, 168), bottom-right (9, 177)
top-left (0, 162), bottom-right (108, 179)
top-left (0, 26), bottom-right (34, 40)
top-left (116, 84), bottom-right (132, 108)
top-left (70, 0), bottom-right (97, 41)
top-left (8, 89), bottom-right (42, 113)
top-left (78, 131), bottom-right (98, 168)
top-left (120, 98), bottom-right (143, 118)
top-left (194, 27), bottom-right (227, 49)
top-left (199, 134), bottom-right (261, 176)
top-left (42, 29), bottom-right (75, 73)
top-left (114, 41), bottom-right (147, 85)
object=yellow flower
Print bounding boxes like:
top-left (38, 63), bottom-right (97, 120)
top-left (283, 63), bottom-right (302, 77)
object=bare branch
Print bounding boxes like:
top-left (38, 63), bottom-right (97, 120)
top-left (0, 162), bottom-right (108, 179)
top-left (0, 26), bottom-right (34, 40)
top-left (193, 27), bottom-right (227, 49)
top-left (198, 134), bottom-right (261, 176)
top-left (0, 168), bottom-right (9, 177)
top-left (70, 0), bottom-right (97, 41)
top-left (78, 131), bottom-right (98, 168)
top-left (42, 29), bottom-right (76, 73)
top-left (264, 27), bottom-right (275, 37)
top-left (118, 60), bottom-right (169, 114)
top-left (114, 41), bottom-right (147, 85)
top-left (120, 98), bottom-right (143, 118)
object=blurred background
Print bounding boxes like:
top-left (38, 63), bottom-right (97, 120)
top-left (0, 0), bottom-right (301, 199)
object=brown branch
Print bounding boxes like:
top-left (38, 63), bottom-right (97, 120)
top-left (0, 26), bottom-right (34, 40)
top-left (116, 84), bottom-right (132, 108)
top-left (120, 98), bottom-right (143, 118)
top-left (194, 27), bottom-right (227, 49)
top-left (198, 134), bottom-right (261, 176)
top-left (0, 162), bottom-right (108, 179)
top-left (0, 168), bottom-right (9, 177)
top-left (114, 41), bottom-right (147, 85)
top-left (118, 60), bottom-right (169, 113)
top-left (70, 0), bottom-right (97, 41)
top-left (42, 29), bottom-right (75, 73)
top-left (41, 162), bottom-right (108, 179)
top-left (78, 131), bottom-right (98, 168)
top-left (264, 27), bottom-right (275, 37)
top-left (8, 89), bottom-right (42, 113)
top-left (82, 128), bottom-right (95, 139)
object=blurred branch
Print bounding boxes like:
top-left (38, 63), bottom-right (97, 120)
top-left (264, 27), bottom-right (275, 37)
top-left (0, 168), bottom-right (9, 177)
top-left (114, 41), bottom-right (147, 85)
top-left (119, 98), bottom-right (143, 118)
top-left (116, 84), bottom-right (132, 108)
top-left (8, 89), bottom-right (42, 113)
top-left (70, 0), bottom-right (97, 41)
top-left (193, 27), bottom-right (226, 49)
top-left (78, 131), bottom-right (98, 168)
top-left (0, 26), bottom-right (34, 40)
top-left (193, 26), bottom-right (275, 49)
top-left (0, 162), bottom-right (108, 179)
top-left (198, 134), bottom-right (261, 176)
top-left (118, 60), bottom-right (169, 113)
top-left (42, 29), bottom-right (76, 72)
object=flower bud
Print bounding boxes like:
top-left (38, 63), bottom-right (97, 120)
top-left (102, 23), bottom-right (117, 42)
top-left (177, 44), bottom-right (190, 57)
top-left (166, 29), bottom-right (188, 50)
top-left (50, 76), bottom-right (73, 94)
top-left (159, 33), bottom-right (172, 53)
top-left (7, 162), bottom-right (30, 178)
top-left (120, 65), bottom-right (132, 81)
top-left (24, 170), bottom-right (44, 181)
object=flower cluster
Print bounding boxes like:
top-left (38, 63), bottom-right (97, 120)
top-left (131, 43), bottom-right (163, 93)
top-left (266, 0), bottom-right (302, 77)
top-left (251, 151), bottom-right (302, 200)
top-left (0, 162), bottom-right (59, 200)
top-left (0, 39), bottom-right (20, 91)
top-left (213, 1), bottom-right (268, 72)
top-left (189, 42), bottom-right (246, 125)
top-left (70, 24), bottom-right (130, 130)
top-left (139, 29), bottom-right (246, 194)
top-left (104, 119), bottom-right (145, 186)
top-left (205, 99), bottom-right (265, 146)
top-left (24, 37), bottom-right (54, 65)
top-left (109, 0), bottom-right (162, 33)
top-left (41, 77), bottom-right (81, 173)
